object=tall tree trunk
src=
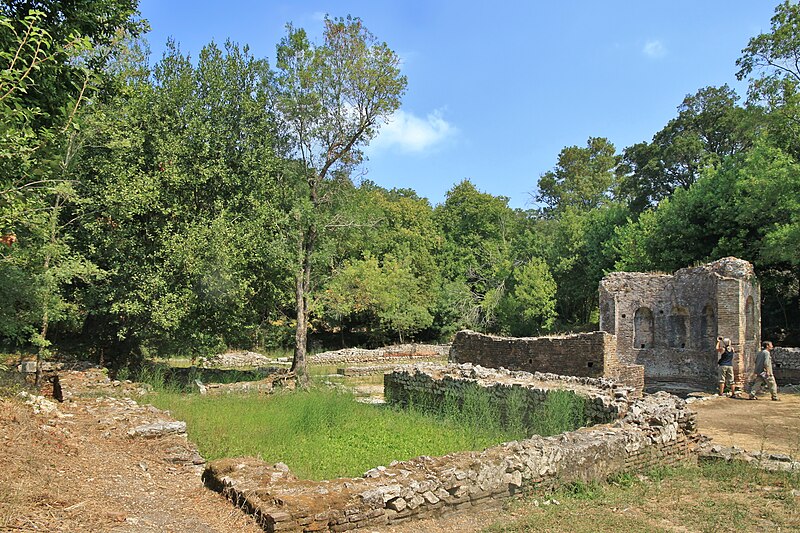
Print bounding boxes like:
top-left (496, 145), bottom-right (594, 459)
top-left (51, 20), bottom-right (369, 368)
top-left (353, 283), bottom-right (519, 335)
top-left (35, 195), bottom-right (60, 387)
top-left (292, 225), bottom-right (315, 388)
top-left (35, 308), bottom-right (48, 387)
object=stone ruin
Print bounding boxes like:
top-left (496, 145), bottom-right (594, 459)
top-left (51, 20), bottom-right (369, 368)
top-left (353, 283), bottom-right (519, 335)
top-left (199, 258), bottom-right (773, 531)
top-left (449, 330), bottom-right (645, 395)
top-left (204, 363), bottom-right (698, 532)
top-left (772, 347), bottom-right (800, 386)
top-left (599, 257), bottom-right (760, 391)
top-left (448, 258), bottom-right (762, 393)
top-left (309, 343), bottom-right (450, 365)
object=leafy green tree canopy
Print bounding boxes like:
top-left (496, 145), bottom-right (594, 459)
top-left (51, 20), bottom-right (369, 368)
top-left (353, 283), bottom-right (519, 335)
top-left (535, 137), bottom-right (618, 215)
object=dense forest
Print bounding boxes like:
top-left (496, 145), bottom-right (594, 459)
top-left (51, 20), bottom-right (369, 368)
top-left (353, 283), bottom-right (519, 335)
top-left (1, 1), bottom-right (799, 378)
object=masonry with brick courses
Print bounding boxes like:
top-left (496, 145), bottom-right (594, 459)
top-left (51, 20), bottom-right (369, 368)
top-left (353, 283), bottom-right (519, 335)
top-left (449, 329), bottom-right (644, 394)
top-left (384, 363), bottom-right (633, 426)
top-left (204, 364), bottom-right (697, 532)
top-left (599, 257), bottom-right (760, 391)
top-left (772, 347), bottom-right (800, 385)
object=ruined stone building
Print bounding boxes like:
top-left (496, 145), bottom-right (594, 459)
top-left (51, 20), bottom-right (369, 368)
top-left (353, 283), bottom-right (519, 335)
top-left (449, 329), bottom-right (645, 394)
top-left (599, 257), bottom-right (760, 391)
top-left (449, 258), bottom-right (761, 394)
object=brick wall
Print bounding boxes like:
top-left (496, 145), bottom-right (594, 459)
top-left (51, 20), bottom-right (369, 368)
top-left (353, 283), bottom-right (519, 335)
top-left (772, 347), bottom-right (800, 385)
top-left (449, 330), bottom-right (644, 394)
top-left (599, 258), bottom-right (760, 391)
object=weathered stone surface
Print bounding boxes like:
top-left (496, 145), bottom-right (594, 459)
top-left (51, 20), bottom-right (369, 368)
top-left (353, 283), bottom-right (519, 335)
top-left (384, 363), bottom-right (630, 426)
top-left (773, 347), bottom-right (800, 386)
top-left (19, 361), bottom-right (37, 373)
top-left (201, 350), bottom-right (274, 368)
top-left (600, 257), bottom-right (760, 391)
top-left (310, 344), bottom-right (449, 365)
top-left (449, 330), bottom-right (644, 394)
top-left (127, 420), bottom-right (186, 438)
top-left (163, 445), bottom-right (206, 465)
top-left (17, 391), bottom-right (60, 415)
top-left (697, 442), bottom-right (800, 472)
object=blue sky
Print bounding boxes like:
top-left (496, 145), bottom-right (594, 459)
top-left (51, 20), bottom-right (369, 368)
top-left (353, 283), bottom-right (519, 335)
top-left (138, 1), bottom-right (778, 208)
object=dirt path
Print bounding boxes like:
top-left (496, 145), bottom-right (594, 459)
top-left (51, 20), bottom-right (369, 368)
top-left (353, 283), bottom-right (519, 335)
top-left (0, 370), bottom-right (261, 532)
top-left (691, 389), bottom-right (800, 456)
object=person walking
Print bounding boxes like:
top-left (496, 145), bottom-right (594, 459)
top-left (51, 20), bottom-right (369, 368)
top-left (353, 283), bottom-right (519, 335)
top-left (715, 337), bottom-right (737, 397)
top-left (746, 341), bottom-right (779, 401)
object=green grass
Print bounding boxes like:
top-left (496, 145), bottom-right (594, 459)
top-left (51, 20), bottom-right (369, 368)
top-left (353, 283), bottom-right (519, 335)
top-left (398, 385), bottom-right (587, 439)
top-left (485, 462), bottom-right (800, 532)
top-left (118, 363), bottom-right (277, 392)
top-left (148, 387), bottom-right (524, 480)
top-left (142, 361), bottom-right (588, 482)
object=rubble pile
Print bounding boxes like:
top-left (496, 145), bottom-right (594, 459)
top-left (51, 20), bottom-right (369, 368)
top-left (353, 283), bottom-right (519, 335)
top-left (201, 351), bottom-right (275, 368)
top-left (309, 344), bottom-right (449, 365)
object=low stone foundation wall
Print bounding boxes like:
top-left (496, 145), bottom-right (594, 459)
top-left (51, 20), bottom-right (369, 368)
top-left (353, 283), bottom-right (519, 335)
top-left (773, 347), bottom-right (800, 385)
top-left (309, 344), bottom-right (450, 365)
top-left (384, 363), bottom-right (631, 426)
top-left (201, 351), bottom-right (274, 368)
top-left (449, 330), bottom-right (645, 395)
top-left (697, 442), bottom-right (800, 473)
top-left (337, 364), bottom-right (400, 377)
top-left (204, 364), bottom-right (697, 532)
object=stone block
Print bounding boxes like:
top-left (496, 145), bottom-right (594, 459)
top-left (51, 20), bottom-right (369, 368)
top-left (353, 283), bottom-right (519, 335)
top-left (19, 361), bottom-right (37, 373)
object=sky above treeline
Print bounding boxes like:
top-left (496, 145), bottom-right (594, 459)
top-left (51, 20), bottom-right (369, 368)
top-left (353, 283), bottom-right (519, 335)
top-left (138, 0), bottom-right (778, 208)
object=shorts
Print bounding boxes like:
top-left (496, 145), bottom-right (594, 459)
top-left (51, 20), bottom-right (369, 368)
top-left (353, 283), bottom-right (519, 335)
top-left (718, 365), bottom-right (734, 385)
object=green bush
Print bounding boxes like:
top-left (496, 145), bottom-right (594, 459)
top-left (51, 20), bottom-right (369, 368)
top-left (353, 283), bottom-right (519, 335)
top-left (529, 389), bottom-right (587, 437)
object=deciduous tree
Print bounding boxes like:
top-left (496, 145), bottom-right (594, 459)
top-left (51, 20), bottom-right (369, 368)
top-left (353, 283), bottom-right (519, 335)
top-left (274, 16), bottom-right (406, 385)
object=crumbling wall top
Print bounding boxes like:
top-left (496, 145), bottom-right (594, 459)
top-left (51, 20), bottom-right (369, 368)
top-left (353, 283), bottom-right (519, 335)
top-left (601, 257), bottom-right (755, 288)
top-left (675, 256), bottom-right (755, 281)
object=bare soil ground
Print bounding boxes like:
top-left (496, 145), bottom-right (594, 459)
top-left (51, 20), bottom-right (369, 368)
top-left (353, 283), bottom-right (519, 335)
top-left (691, 389), bottom-right (800, 456)
top-left (1, 369), bottom-right (797, 533)
top-left (0, 369), bottom-right (261, 532)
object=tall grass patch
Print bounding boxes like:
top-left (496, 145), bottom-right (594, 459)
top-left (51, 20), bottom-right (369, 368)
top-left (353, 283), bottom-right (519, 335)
top-left (119, 363), bottom-right (274, 393)
top-left (149, 388), bottom-right (521, 480)
top-left (400, 384), bottom-right (587, 439)
top-left (529, 389), bottom-right (587, 436)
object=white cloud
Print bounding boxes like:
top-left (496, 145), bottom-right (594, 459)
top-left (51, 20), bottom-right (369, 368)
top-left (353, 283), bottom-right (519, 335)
top-left (642, 40), bottom-right (667, 59)
top-left (370, 108), bottom-right (458, 154)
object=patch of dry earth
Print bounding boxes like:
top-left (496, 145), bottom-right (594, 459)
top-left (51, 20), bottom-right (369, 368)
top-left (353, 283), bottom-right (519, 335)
top-left (692, 390), bottom-right (800, 455)
top-left (0, 370), bottom-right (261, 532)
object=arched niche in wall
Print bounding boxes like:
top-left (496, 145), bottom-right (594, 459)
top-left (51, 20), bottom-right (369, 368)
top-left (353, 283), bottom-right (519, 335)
top-left (634, 307), bottom-right (654, 349)
top-left (700, 304), bottom-right (716, 349)
top-left (668, 306), bottom-right (690, 349)
top-left (745, 296), bottom-right (755, 340)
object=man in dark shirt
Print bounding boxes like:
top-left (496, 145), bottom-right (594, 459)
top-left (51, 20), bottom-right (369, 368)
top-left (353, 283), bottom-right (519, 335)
top-left (715, 337), bottom-right (737, 397)
top-left (746, 341), bottom-right (779, 401)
